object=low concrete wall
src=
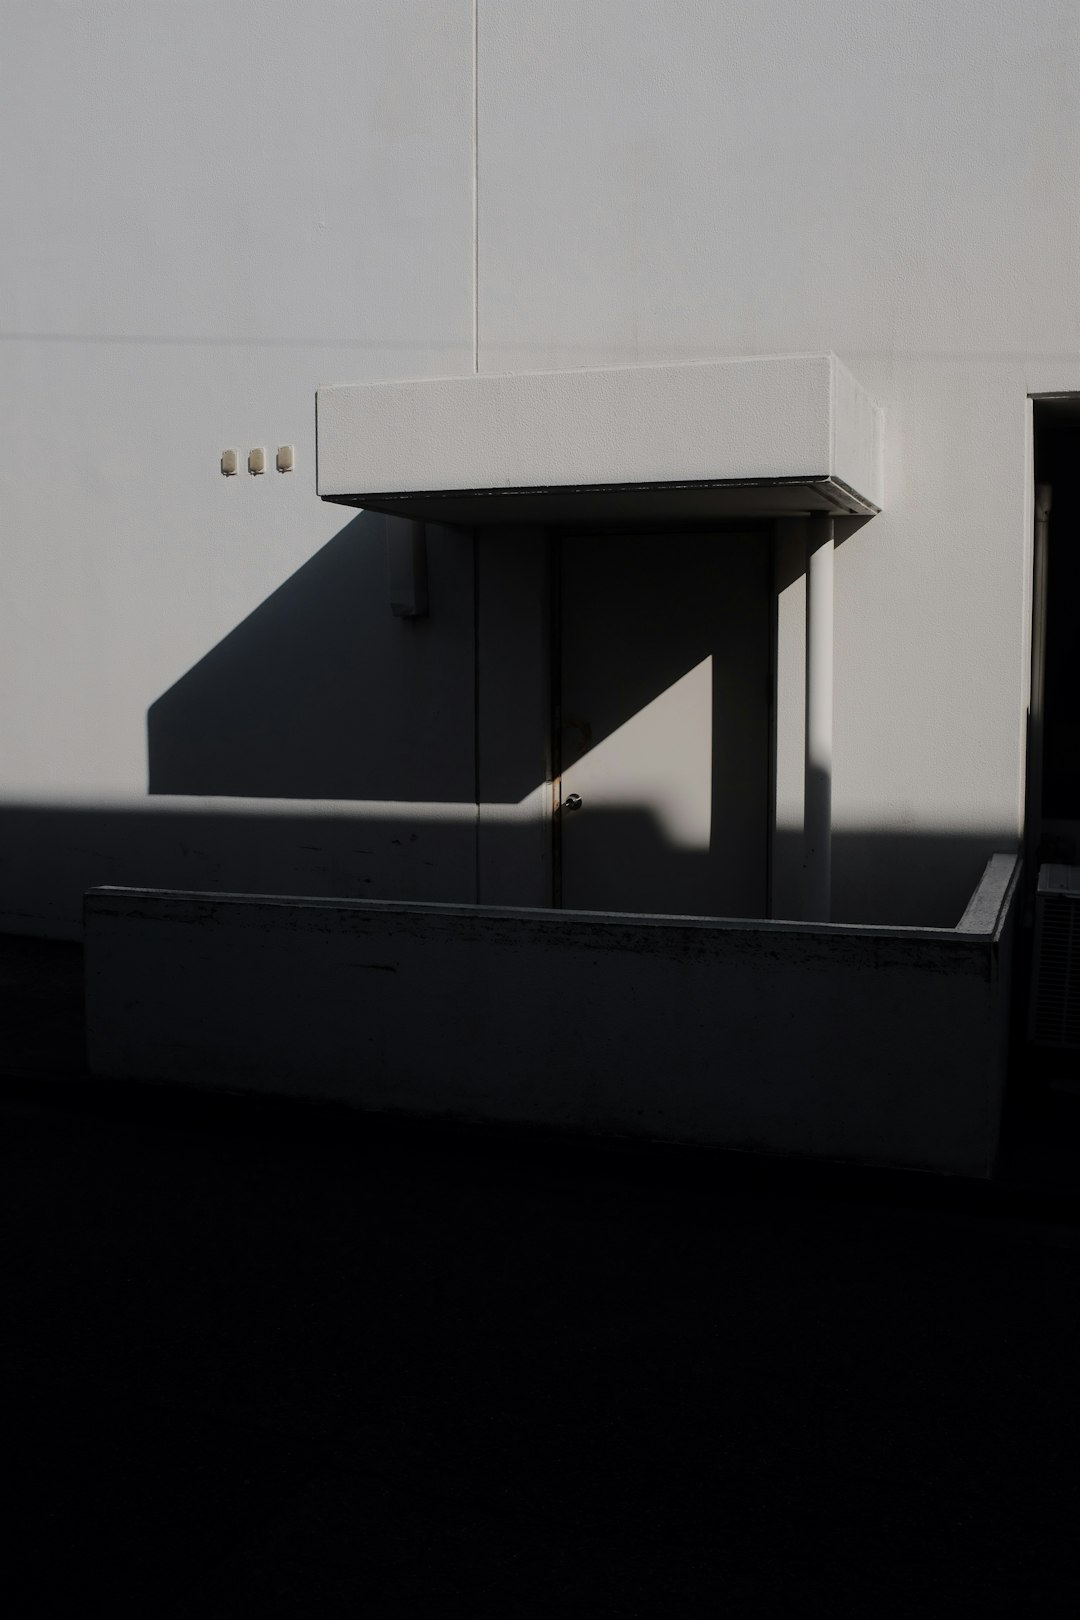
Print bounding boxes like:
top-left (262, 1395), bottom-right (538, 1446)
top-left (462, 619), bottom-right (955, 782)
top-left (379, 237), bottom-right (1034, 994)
top-left (84, 854), bottom-right (1019, 1177)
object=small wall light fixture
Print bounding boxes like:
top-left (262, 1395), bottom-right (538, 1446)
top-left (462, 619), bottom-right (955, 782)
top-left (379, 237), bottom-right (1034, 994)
top-left (248, 447), bottom-right (266, 475)
top-left (276, 445), bottom-right (295, 473)
top-left (220, 448), bottom-right (238, 476)
top-left (386, 516), bottom-right (429, 618)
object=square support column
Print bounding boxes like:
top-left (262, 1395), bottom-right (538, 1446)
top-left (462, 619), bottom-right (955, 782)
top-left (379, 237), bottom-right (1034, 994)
top-left (804, 515), bottom-right (834, 921)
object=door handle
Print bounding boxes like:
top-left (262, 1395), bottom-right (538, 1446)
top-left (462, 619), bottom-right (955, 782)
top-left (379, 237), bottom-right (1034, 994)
top-left (561, 793), bottom-right (583, 814)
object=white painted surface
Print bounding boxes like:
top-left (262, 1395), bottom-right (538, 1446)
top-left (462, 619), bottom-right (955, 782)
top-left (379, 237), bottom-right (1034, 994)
top-left (477, 0), bottom-right (1080, 900)
top-left (317, 352), bottom-right (882, 508)
top-left (1, 1), bottom-right (1072, 934)
top-left (84, 857), bottom-right (1020, 1176)
top-left (565, 660), bottom-right (715, 849)
top-left (771, 521), bottom-right (808, 919)
top-left (559, 531), bottom-right (770, 918)
top-left (0, 2), bottom-right (475, 927)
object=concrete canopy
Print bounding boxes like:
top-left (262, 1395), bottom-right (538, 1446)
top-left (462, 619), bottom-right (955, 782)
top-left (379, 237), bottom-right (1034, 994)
top-left (316, 353), bottom-right (883, 528)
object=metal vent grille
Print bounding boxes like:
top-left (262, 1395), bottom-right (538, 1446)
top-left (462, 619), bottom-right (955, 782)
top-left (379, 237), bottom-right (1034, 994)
top-left (1031, 870), bottom-right (1080, 1049)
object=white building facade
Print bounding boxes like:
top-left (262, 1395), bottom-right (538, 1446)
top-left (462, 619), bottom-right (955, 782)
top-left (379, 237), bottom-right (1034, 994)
top-left (3, 3), bottom-right (1075, 1171)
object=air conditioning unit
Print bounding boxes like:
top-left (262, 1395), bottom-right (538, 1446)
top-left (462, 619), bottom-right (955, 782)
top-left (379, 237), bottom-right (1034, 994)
top-left (1029, 864), bottom-right (1080, 1049)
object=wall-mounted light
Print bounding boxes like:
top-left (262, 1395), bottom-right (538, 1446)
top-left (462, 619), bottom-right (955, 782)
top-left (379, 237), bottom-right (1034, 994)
top-left (386, 517), bottom-right (429, 618)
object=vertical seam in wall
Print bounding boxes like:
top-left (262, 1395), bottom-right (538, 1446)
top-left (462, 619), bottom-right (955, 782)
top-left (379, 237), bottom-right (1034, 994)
top-left (472, 0), bottom-right (479, 374)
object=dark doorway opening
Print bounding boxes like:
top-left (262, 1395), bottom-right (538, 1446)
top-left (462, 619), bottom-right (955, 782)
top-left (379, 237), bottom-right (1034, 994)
top-left (1018, 400), bottom-right (1080, 1099)
top-left (1034, 400), bottom-right (1080, 849)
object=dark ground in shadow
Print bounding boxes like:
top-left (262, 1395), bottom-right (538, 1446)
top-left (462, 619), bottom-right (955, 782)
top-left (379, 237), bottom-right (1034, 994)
top-left (3, 934), bottom-right (1080, 1616)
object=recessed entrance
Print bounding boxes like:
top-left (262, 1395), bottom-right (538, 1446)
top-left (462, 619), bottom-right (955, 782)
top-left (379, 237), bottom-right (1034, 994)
top-left (1032, 399), bottom-right (1080, 863)
top-left (317, 353), bottom-right (884, 925)
top-left (555, 529), bottom-right (771, 917)
top-left (1022, 399), bottom-right (1080, 1075)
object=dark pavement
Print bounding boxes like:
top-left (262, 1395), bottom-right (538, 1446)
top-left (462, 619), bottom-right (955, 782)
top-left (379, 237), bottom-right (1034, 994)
top-left (3, 935), bottom-right (1080, 1616)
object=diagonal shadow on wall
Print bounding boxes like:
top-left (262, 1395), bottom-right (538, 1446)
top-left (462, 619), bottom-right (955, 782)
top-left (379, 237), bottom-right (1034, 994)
top-left (148, 513), bottom-right (477, 803)
top-left (134, 510), bottom-right (1014, 930)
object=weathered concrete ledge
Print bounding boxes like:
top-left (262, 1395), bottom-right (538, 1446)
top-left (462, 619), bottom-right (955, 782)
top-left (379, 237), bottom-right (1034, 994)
top-left (84, 854), bottom-right (1019, 1177)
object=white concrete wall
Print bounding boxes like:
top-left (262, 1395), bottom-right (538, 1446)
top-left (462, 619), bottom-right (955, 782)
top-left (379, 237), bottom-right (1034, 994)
top-left (84, 854), bottom-right (1020, 1175)
top-left (316, 353), bottom-right (883, 507)
top-left (477, 0), bottom-right (1079, 917)
top-left (0, 2), bottom-right (477, 934)
top-left (3, 1), bottom-right (1077, 933)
